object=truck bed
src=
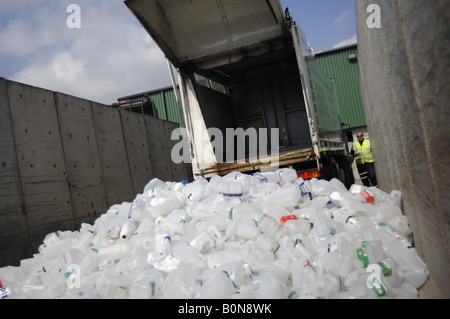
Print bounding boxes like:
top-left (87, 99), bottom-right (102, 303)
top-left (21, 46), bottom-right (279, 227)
top-left (201, 146), bottom-right (316, 178)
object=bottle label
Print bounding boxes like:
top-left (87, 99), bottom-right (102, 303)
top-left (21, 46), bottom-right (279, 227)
top-left (327, 242), bottom-right (336, 253)
top-left (207, 226), bottom-right (222, 241)
top-left (148, 188), bottom-right (157, 197)
top-left (350, 184), bottom-right (364, 194)
top-left (367, 272), bottom-right (389, 297)
top-left (220, 191), bottom-right (243, 198)
top-left (1, 287), bottom-right (9, 299)
top-left (250, 267), bottom-right (260, 276)
top-left (149, 251), bottom-right (169, 263)
top-left (149, 281), bottom-right (156, 296)
top-left (316, 234), bottom-right (327, 243)
top-left (299, 212), bottom-right (310, 220)
top-left (227, 207), bottom-right (234, 220)
top-left (326, 200), bottom-right (338, 209)
top-left (288, 291), bottom-right (297, 299)
top-left (357, 247), bottom-right (369, 268)
top-left (251, 173), bottom-right (268, 183)
top-left (299, 182), bottom-right (310, 197)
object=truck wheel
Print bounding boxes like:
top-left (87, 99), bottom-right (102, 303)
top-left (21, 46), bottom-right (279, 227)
top-left (322, 156), bottom-right (353, 189)
top-left (321, 157), bottom-right (338, 181)
top-left (337, 155), bottom-right (354, 189)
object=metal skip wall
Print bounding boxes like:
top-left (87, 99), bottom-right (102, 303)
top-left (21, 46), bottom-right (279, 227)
top-left (355, 0), bottom-right (450, 298)
top-left (0, 78), bottom-right (190, 267)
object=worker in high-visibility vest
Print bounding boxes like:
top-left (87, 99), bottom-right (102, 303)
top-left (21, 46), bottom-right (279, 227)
top-left (349, 131), bottom-right (378, 187)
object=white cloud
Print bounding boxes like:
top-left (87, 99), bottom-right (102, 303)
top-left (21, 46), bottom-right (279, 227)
top-left (13, 51), bottom-right (88, 97)
top-left (333, 35), bottom-right (357, 49)
top-left (0, 2), bottom-right (68, 57)
top-left (333, 10), bottom-right (352, 29)
top-left (2, 0), bottom-right (173, 105)
top-left (0, 0), bottom-right (45, 11)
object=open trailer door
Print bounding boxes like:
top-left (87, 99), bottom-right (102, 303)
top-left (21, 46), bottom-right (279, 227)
top-left (125, 0), bottom-right (291, 68)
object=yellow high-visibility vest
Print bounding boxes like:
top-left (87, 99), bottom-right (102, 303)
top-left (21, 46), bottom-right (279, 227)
top-left (353, 139), bottom-right (374, 165)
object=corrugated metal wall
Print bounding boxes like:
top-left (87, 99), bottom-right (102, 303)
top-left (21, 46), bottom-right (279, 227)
top-left (315, 45), bottom-right (366, 129)
top-left (148, 87), bottom-right (184, 128)
top-left (119, 87), bottom-right (184, 129)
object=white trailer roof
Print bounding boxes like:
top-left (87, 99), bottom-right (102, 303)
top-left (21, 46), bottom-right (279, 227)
top-left (125, 0), bottom-right (290, 67)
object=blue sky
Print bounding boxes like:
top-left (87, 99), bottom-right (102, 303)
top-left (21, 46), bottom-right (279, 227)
top-left (281, 0), bottom-right (357, 52)
top-left (0, 0), bottom-right (357, 104)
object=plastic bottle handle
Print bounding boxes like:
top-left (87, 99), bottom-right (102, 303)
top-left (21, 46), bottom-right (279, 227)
top-left (280, 215), bottom-right (298, 226)
top-left (303, 260), bottom-right (314, 269)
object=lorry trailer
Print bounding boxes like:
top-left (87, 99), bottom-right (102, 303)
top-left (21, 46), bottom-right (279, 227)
top-left (125, 0), bottom-right (353, 186)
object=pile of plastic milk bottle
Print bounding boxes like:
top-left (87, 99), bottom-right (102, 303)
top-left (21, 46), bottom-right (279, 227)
top-left (0, 169), bottom-right (428, 299)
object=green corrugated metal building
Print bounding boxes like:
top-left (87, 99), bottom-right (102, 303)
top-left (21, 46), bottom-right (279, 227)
top-left (117, 86), bottom-right (184, 129)
top-left (315, 44), bottom-right (366, 129)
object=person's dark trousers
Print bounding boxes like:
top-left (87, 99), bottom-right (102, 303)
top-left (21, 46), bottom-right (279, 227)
top-left (366, 162), bottom-right (378, 187)
top-left (357, 163), bottom-right (378, 187)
